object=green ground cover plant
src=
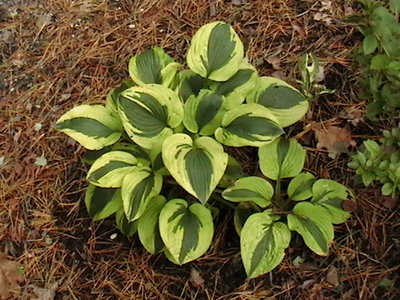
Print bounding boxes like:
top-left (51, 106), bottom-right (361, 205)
top-left (349, 128), bottom-right (400, 198)
top-left (356, 0), bottom-right (400, 119)
top-left (55, 21), bottom-right (352, 278)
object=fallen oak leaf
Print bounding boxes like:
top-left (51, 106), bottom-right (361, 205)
top-left (313, 124), bottom-right (356, 158)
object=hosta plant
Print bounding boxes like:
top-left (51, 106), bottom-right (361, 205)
top-left (55, 21), bottom-right (352, 277)
top-left (348, 128), bottom-right (400, 198)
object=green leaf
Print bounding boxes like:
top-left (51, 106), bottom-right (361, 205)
top-left (121, 167), bottom-right (163, 221)
top-left (87, 151), bottom-right (138, 188)
top-left (106, 79), bottom-right (134, 116)
top-left (85, 185), bottom-right (122, 221)
top-left (82, 147), bottom-right (112, 165)
top-left (222, 176), bottom-right (273, 207)
top-left (212, 63), bottom-right (258, 109)
top-left (178, 70), bottom-right (207, 102)
top-left (241, 210), bottom-right (291, 278)
top-left (159, 199), bottom-right (214, 264)
top-left (390, 0), bottom-right (400, 13)
top-left (382, 182), bottom-right (393, 195)
top-left (288, 172), bottom-right (316, 201)
top-left (187, 21), bottom-right (244, 81)
top-left (219, 155), bottom-right (243, 188)
top-left (258, 137), bottom-right (305, 180)
top-left (128, 47), bottom-right (180, 87)
top-left (115, 208), bottom-right (138, 237)
top-left (363, 34), bottom-right (378, 55)
top-left (247, 77), bottom-right (308, 127)
top-left (287, 202), bottom-right (334, 256)
top-left (370, 54), bottom-right (390, 70)
top-left (138, 195), bottom-right (167, 254)
top-left (215, 103), bottom-right (283, 147)
top-left (363, 140), bottom-right (381, 158)
top-left (233, 202), bottom-right (254, 236)
top-left (55, 104), bottom-right (122, 150)
top-left (162, 134), bottom-right (228, 204)
top-left (118, 84), bottom-right (184, 149)
top-left (183, 90), bottom-right (225, 135)
top-left (311, 179), bottom-right (351, 224)
top-left (111, 142), bottom-right (150, 162)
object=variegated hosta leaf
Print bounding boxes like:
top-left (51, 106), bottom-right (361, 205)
top-left (258, 137), bottom-right (305, 180)
top-left (187, 21), bottom-right (244, 81)
top-left (288, 172), bottom-right (316, 201)
top-left (82, 147), bottom-right (111, 165)
top-left (85, 185), bottom-right (122, 221)
top-left (211, 62), bottom-right (258, 110)
top-left (118, 84), bottom-right (184, 149)
top-left (234, 202), bottom-right (255, 236)
top-left (106, 79), bottom-right (134, 116)
top-left (128, 47), bottom-right (180, 88)
top-left (287, 202), bottom-right (334, 256)
top-left (121, 167), bottom-right (163, 221)
top-left (178, 70), bottom-right (207, 102)
top-left (82, 142), bottom-right (151, 166)
top-left (219, 155), bottom-right (243, 188)
top-left (87, 151), bottom-right (138, 188)
top-left (162, 134), bottom-right (228, 204)
top-left (115, 208), bottom-right (138, 237)
top-left (159, 199), bottom-right (214, 264)
top-left (222, 176), bottom-right (273, 207)
top-left (138, 195), bottom-right (167, 254)
top-left (241, 210), bottom-right (291, 278)
top-left (183, 90), bottom-right (225, 136)
top-left (215, 103), bottom-right (283, 147)
top-left (247, 77), bottom-right (308, 127)
top-left (311, 179), bottom-right (351, 224)
top-left (55, 104), bottom-right (122, 150)
top-left (111, 142), bottom-right (151, 164)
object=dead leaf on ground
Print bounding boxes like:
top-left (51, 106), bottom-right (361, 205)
top-left (190, 268), bottom-right (204, 287)
top-left (314, 0), bottom-right (334, 25)
top-left (266, 48), bottom-right (283, 70)
top-left (326, 266), bottom-right (339, 287)
top-left (381, 195), bottom-right (399, 209)
top-left (342, 200), bottom-right (357, 212)
top-left (32, 281), bottom-right (59, 300)
top-left (0, 254), bottom-right (24, 299)
top-left (36, 13), bottom-right (52, 30)
top-left (338, 107), bottom-right (364, 126)
top-left (313, 124), bottom-right (356, 158)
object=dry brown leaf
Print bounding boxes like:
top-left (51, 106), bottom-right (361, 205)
top-left (381, 195), bottom-right (399, 209)
top-left (342, 200), bottom-right (357, 212)
top-left (0, 254), bottom-right (23, 299)
top-left (190, 268), bottom-right (204, 287)
top-left (313, 125), bottom-right (355, 158)
top-left (326, 266), bottom-right (339, 287)
top-left (36, 13), bottom-right (52, 30)
top-left (32, 281), bottom-right (59, 300)
top-left (266, 48), bottom-right (283, 70)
